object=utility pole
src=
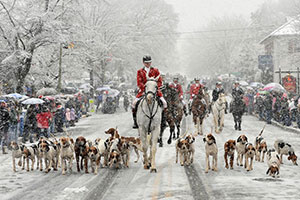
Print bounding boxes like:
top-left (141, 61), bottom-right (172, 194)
top-left (57, 43), bottom-right (62, 92)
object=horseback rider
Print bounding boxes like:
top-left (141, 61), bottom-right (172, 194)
top-left (132, 55), bottom-right (168, 129)
top-left (232, 81), bottom-right (244, 100)
top-left (189, 77), bottom-right (205, 113)
top-left (169, 76), bottom-right (188, 116)
top-left (212, 82), bottom-right (228, 114)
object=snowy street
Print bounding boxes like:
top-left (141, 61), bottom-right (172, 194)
top-left (1, 107), bottom-right (300, 200)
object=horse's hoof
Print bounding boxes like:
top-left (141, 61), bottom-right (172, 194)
top-left (150, 168), bottom-right (157, 173)
top-left (144, 165), bottom-right (150, 169)
top-left (159, 143), bottom-right (163, 147)
top-left (167, 139), bottom-right (171, 144)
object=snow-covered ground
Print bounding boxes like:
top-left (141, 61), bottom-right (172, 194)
top-left (1, 107), bottom-right (300, 200)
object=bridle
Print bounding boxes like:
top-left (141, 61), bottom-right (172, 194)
top-left (141, 79), bottom-right (160, 134)
top-left (215, 95), bottom-right (226, 112)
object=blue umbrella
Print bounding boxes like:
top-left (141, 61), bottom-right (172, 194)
top-left (7, 93), bottom-right (23, 99)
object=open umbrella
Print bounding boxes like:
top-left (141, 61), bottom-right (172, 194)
top-left (96, 85), bottom-right (111, 92)
top-left (263, 83), bottom-right (285, 92)
top-left (250, 82), bottom-right (264, 88)
top-left (6, 93), bottom-right (23, 99)
top-left (257, 90), bottom-right (269, 95)
top-left (36, 88), bottom-right (57, 96)
top-left (239, 81), bottom-right (249, 87)
top-left (107, 89), bottom-right (120, 97)
top-left (44, 96), bottom-right (55, 101)
top-left (22, 98), bottom-right (45, 105)
top-left (246, 86), bottom-right (254, 90)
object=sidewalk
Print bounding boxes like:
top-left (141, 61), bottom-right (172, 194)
top-left (253, 113), bottom-right (300, 134)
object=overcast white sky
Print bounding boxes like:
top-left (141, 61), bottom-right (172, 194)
top-left (165, 0), bottom-right (273, 31)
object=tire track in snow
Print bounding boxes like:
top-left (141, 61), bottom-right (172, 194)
top-left (184, 165), bottom-right (209, 200)
top-left (84, 126), bottom-right (133, 200)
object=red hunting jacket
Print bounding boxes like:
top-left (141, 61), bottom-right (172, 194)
top-left (136, 67), bottom-right (163, 98)
top-left (169, 82), bottom-right (184, 99)
top-left (189, 83), bottom-right (204, 99)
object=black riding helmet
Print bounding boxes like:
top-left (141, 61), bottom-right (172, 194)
top-left (143, 55), bottom-right (152, 63)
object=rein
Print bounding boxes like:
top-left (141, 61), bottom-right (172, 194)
top-left (141, 81), bottom-right (159, 135)
top-left (215, 99), bottom-right (226, 112)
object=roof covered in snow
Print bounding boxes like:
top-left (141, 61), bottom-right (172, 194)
top-left (260, 16), bottom-right (300, 44)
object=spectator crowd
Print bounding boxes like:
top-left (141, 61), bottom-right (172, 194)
top-left (0, 93), bottom-right (91, 154)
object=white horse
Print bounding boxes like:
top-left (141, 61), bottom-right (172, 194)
top-left (212, 93), bottom-right (226, 133)
top-left (137, 75), bottom-right (162, 173)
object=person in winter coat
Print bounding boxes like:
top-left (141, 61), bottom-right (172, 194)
top-left (8, 104), bottom-right (18, 143)
top-left (36, 106), bottom-right (52, 138)
top-left (280, 96), bottom-right (291, 126)
top-left (0, 102), bottom-right (10, 154)
top-left (212, 82), bottom-right (227, 114)
top-left (70, 108), bottom-right (76, 126)
top-left (264, 93), bottom-right (273, 124)
top-left (255, 94), bottom-right (264, 120)
top-left (55, 104), bottom-right (65, 132)
top-left (23, 105), bottom-right (36, 143)
top-left (231, 81), bottom-right (244, 100)
top-left (65, 108), bottom-right (71, 128)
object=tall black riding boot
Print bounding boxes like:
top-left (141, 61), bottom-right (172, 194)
top-left (132, 108), bottom-right (138, 129)
top-left (161, 108), bottom-right (168, 129)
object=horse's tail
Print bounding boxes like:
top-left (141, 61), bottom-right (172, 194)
top-left (259, 124), bottom-right (266, 136)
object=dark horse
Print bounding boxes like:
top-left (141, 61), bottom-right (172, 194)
top-left (230, 97), bottom-right (245, 131)
top-left (191, 88), bottom-right (207, 135)
top-left (158, 84), bottom-right (184, 146)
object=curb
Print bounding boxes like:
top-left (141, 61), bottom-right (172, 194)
top-left (253, 113), bottom-right (300, 134)
top-left (271, 120), bottom-right (300, 134)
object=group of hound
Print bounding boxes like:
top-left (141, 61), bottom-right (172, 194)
top-left (176, 127), bottom-right (298, 178)
top-left (10, 128), bottom-right (143, 175)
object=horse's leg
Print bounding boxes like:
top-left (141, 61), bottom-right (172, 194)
top-left (150, 129), bottom-right (159, 173)
top-left (158, 125), bottom-right (164, 147)
top-left (238, 114), bottom-right (242, 131)
top-left (196, 117), bottom-right (200, 135)
top-left (219, 111), bottom-right (225, 132)
top-left (213, 110), bottom-right (219, 133)
top-left (167, 121), bottom-right (174, 144)
top-left (233, 114), bottom-right (238, 130)
top-left (176, 123), bottom-right (181, 138)
top-left (140, 129), bottom-right (149, 169)
top-left (199, 117), bottom-right (204, 135)
top-left (193, 113), bottom-right (198, 136)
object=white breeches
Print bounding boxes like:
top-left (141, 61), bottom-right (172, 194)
top-left (132, 97), bottom-right (141, 109)
top-left (132, 97), bottom-right (167, 109)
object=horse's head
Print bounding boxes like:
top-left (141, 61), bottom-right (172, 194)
top-left (196, 88), bottom-right (205, 99)
top-left (145, 75), bottom-right (159, 104)
top-left (218, 93), bottom-right (227, 104)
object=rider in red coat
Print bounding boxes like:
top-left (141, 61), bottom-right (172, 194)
top-left (169, 77), bottom-right (188, 116)
top-left (132, 55), bottom-right (167, 129)
top-left (188, 77), bottom-right (204, 114)
top-left (136, 66), bottom-right (163, 98)
top-left (189, 77), bottom-right (204, 100)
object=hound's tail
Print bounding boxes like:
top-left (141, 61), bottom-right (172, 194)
top-left (259, 124), bottom-right (266, 136)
